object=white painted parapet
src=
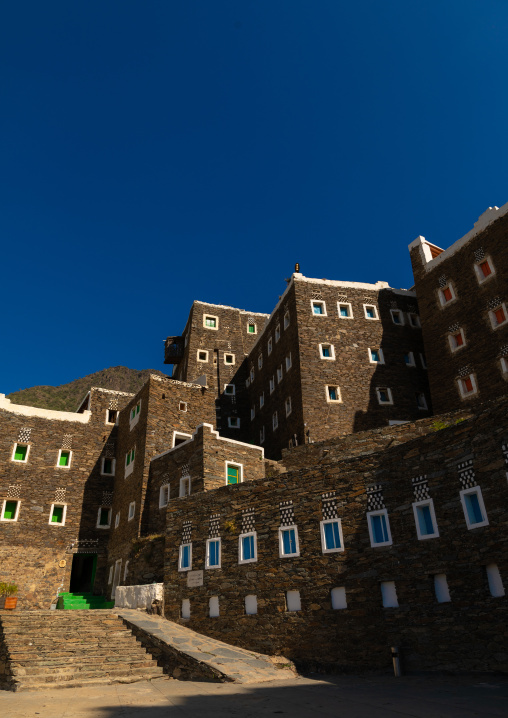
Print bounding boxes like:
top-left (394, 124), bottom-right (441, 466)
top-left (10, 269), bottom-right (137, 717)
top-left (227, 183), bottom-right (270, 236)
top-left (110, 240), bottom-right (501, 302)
top-left (0, 394), bottom-right (92, 423)
top-left (114, 583), bottom-right (164, 610)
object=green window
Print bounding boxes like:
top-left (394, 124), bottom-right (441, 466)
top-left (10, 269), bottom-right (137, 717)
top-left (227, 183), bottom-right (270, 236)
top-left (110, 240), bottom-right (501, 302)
top-left (59, 450), bottom-right (71, 467)
top-left (3, 500), bottom-right (19, 520)
top-left (205, 317), bottom-right (216, 328)
top-left (227, 465), bottom-right (239, 485)
top-left (248, 324), bottom-right (255, 333)
top-left (51, 505), bottom-right (64, 524)
top-left (99, 508), bottom-right (110, 526)
top-left (14, 444), bottom-right (28, 461)
top-left (103, 458), bottom-right (113, 474)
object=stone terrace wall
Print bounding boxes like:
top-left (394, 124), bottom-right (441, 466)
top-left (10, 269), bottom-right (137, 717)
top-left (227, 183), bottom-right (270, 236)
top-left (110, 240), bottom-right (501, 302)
top-left (164, 395), bottom-right (508, 673)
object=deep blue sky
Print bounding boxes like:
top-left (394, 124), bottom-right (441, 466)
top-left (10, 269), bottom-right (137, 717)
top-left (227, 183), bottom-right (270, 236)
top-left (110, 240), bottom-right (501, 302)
top-left (2, 1), bottom-right (507, 394)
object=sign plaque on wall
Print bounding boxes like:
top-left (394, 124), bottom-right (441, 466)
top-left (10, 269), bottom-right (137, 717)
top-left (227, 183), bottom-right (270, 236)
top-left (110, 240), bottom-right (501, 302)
top-left (187, 570), bottom-right (204, 587)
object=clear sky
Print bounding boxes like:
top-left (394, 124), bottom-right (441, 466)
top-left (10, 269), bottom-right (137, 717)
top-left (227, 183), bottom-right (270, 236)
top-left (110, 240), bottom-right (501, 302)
top-left (1, 1), bottom-right (507, 394)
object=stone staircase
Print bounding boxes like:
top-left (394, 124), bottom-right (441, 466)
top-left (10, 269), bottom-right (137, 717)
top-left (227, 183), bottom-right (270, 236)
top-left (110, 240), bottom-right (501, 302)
top-left (0, 610), bottom-right (165, 691)
top-left (57, 592), bottom-right (115, 610)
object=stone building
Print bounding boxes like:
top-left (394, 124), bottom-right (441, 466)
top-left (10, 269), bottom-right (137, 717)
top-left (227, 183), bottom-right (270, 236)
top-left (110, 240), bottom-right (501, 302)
top-left (409, 202), bottom-right (508, 415)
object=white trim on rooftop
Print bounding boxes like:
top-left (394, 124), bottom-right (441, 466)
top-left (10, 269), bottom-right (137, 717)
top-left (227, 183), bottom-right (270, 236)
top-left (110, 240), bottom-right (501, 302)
top-left (193, 300), bottom-right (270, 317)
top-left (0, 394), bottom-right (92, 423)
top-left (150, 422), bottom-right (265, 462)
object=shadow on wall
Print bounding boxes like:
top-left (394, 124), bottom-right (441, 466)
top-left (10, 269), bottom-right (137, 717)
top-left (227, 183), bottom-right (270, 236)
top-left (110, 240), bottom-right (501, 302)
top-left (353, 289), bottom-right (432, 432)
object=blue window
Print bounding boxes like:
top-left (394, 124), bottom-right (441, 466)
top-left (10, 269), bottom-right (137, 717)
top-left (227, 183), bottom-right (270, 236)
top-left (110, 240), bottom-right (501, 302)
top-left (365, 305), bottom-right (377, 319)
top-left (322, 345), bottom-right (331, 358)
top-left (464, 492), bottom-right (484, 525)
top-left (312, 302), bottom-right (325, 315)
top-left (280, 527), bottom-right (299, 556)
top-left (371, 349), bottom-right (380, 362)
top-left (368, 511), bottom-right (392, 546)
top-left (340, 306), bottom-right (349, 317)
top-left (179, 544), bottom-right (191, 570)
top-left (322, 520), bottom-right (342, 551)
top-left (415, 504), bottom-right (435, 536)
top-left (240, 533), bottom-right (257, 563)
top-left (207, 539), bottom-right (220, 568)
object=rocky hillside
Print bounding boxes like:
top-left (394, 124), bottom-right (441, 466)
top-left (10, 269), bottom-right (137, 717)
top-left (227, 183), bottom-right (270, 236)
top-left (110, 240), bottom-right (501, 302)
top-left (7, 366), bottom-right (169, 412)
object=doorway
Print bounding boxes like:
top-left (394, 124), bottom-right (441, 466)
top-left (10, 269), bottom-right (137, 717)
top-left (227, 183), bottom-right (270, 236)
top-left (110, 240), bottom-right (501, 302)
top-left (69, 553), bottom-right (97, 593)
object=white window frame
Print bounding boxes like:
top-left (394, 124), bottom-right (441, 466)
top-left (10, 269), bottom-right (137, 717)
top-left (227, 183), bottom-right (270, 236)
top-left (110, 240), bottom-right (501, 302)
top-left (457, 374), bottom-right (478, 398)
top-left (245, 594), bottom-right (258, 615)
top-left (228, 416), bottom-right (240, 429)
top-left (285, 396), bottom-right (292, 417)
top-left (269, 377), bottom-right (275, 394)
top-left (412, 499), bottom-right (439, 540)
top-left (105, 409), bottom-right (119, 425)
top-left (448, 328), bottom-right (466, 352)
top-left (416, 392), bottom-right (428, 410)
top-left (179, 476), bottom-right (191, 497)
top-left (368, 347), bottom-right (384, 364)
top-left (96, 506), bottom-right (112, 529)
top-left (48, 503), bottom-right (67, 527)
top-left (11, 443), bottom-right (30, 463)
top-left (283, 311), bottom-right (290, 329)
top-left (125, 448), bottom-right (135, 478)
top-left (128, 501), bottom-right (136, 521)
top-left (129, 400), bottom-right (141, 430)
top-left (259, 426), bottom-right (265, 444)
top-left (331, 586), bottom-right (347, 610)
top-left (486, 563), bottom-right (505, 598)
top-left (367, 509), bottom-right (393, 547)
top-left (376, 387), bottom-right (394, 405)
top-left (178, 543), bottom-right (193, 572)
top-left (408, 312), bottom-right (421, 328)
top-left (460, 487), bottom-right (489, 529)
top-left (209, 594), bottom-right (219, 616)
top-left (489, 303), bottom-right (508, 330)
top-left (363, 304), bottom-right (379, 321)
top-left (247, 321), bottom-right (257, 335)
top-left (205, 537), bottom-right (222, 569)
top-left (319, 518), bottom-right (345, 554)
top-left (319, 343), bottom-right (335, 361)
top-left (224, 384), bottom-right (235, 396)
top-left (326, 385), bottom-right (342, 403)
top-left (238, 531), bottom-right (257, 564)
top-left (275, 324), bottom-right (281, 342)
top-left (337, 301), bottom-right (353, 319)
top-left (474, 256), bottom-right (495, 284)
top-left (225, 461), bottom-right (243, 485)
top-left (172, 431), bottom-right (192, 448)
top-left (286, 590), bottom-right (301, 612)
top-left (278, 525), bottom-right (300, 558)
top-left (438, 283), bottom-right (456, 307)
top-left (179, 401), bottom-right (188, 412)
top-left (100, 457), bottom-right (116, 476)
top-left (272, 411), bottom-right (278, 430)
top-left (285, 353), bottom-right (292, 371)
top-left (203, 314), bottom-right (219, 330)
top-left (501, 357), bottom-right (508, 376)
top-left (311, 300), bottom-right (327, 316)
top-left (259, 392), bottom-right (265, 408)
top-left (56, 449), bottom-right (72, 469)
top-left (404, 351), bottom-right (416, 367)
top-left (1, 499), bottom-right (21, 522)
top-left (267, 337), bottom-right (273, 355)
top-left (224, 352), bottom-right (235, 366)
top-left (258, 354), bottom-right (263, 369)
top-left (277, 365), bottom-right (283, 383)
top-left (197, 349), bottom-right (209, 363)
top-left (250, 367), bottom-right (255, 382)
top-left (159, 484), bottom-right (170, 508)
top-left (390, 308), bottom-right (404, 326)
top-left (380, 581), bottom-right (399, 608)
top-left (114, 511), bottom-right (120, 528)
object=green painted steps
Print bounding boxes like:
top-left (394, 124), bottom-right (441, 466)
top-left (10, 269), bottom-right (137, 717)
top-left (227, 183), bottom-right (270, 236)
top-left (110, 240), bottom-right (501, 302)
top-left (57, 592), bottom-right (115, 610)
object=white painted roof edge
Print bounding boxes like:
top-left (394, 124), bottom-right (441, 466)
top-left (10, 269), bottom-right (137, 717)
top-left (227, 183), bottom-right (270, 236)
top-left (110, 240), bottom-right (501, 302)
top-left (150, 374), bottom-right (208, 390)
top-left (150, 422), bottom-right (265, 462)
top-left (408, 201), bottom-right (508, 271)
top-left (0, 394), bottom-right (92, 423)
top-left (193, 300), bottom-right (270, 317)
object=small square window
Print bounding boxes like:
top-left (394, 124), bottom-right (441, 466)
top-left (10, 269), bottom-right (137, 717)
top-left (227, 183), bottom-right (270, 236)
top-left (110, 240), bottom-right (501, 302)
top-left (320, 519), bottom-right (344, 553)
top-left (404, 352), bottom-right (416, 367)
top-left (224, 353), bottom-right (235, 365)
top-left (279, 526), bottom-right (300, 557)
top-left (439, 283), bottom-right (456, 306)
top-left (1, 499), bottom-right (20, 522)
top-left (228, 417), bottom-right (240, 429)
top-left (267, 337), bottom-right (273, 355)
top-left (224, 384), bottom-right (235, 396)
top-left (367, 509), bottom-right (392, 547)
top-left (269, 377), bottom-right (275, 394)
top-left (338, 302), bottom-right (353, 318)
top-left (259, 426), bottom-right (265, 444)
top-left (179, 476), bottom-right (191, 497)
top-left (474, 256), bottom-right (495, 284)
top-left (226, 463), bottom-right (241, 485)
top-left (258, 354), bottom-right (263, 369)
top-left (376, 387), bottom-right (393, 405)
top-left (390, 309), bottom-right (404, 325)
top-left (408, 313), bottom-right (421, 328)
top-left (204, 315), bottom-right (218, 330)
top-left (319, 344), bottom-right (335, 360)
top-left (96, 507), bottom-right (112, 529)
top-left (179, 543), bottom-right (192, 571)
top-left (259, 392), bottom-right (265, 408)
top-left (458, 374), bottom-right (478, 398)
top-left (460, 487), bottom-right (489, 529)
top-left (275, 324), bottom-right (281, 342)
top-left (57, 450), bottom-right (72, 468)
top-left (159, 484), bottom-right (170, 508)
top-left (416, 392), bottom-right (428, 410)
top-left (179, 401), bottom-right (187, 412)
top-left (272, 411), bottom-right (278, 430)
top-left (12, 443), bottom-right (29, 463)
top-left (49, 504), bottom-right (67, 526)
top-left (239, 532), bottom-right (257, 564)
top-left (197, 350), bottom-right (209, 362)
top-left (364, 304), bottom-right (379, 320)
top-left (489, 304), bottom-right (508, 330)
top-left (311, 300), bottom-right (327, 316)
top-left (115, 512), bottom-right (120, 528)
top-left (326, 386), bottom-right (341, 403)
top-left (285, 397), bottom-right (292, 417)
top-left (449, 329), bottom-right (465, 352)
top-left (247, 322), bottom-right (257, 334)
top-left (106, 409), bottom-right (118, 425)
top-left (128, 501), bottom-right (135, 521)
top-left (368, 348), bottom-right (384, 364)
top-left (285, 353), bottom-right (292, 370)
top-left (206, 538), bottom-right (221, 569)
top-left (101, 457), bottom-right (116, 476)
top-left (277, 365), bottom-right (283, 383)
top-left (283, 312), bottom-right (290, 329)
top-left (413, 499), bottom-right (439, 539)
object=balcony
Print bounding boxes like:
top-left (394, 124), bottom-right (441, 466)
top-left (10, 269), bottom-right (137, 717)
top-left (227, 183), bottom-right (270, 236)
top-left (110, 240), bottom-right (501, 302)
top-left (164, 336), bottom-right (185, 364)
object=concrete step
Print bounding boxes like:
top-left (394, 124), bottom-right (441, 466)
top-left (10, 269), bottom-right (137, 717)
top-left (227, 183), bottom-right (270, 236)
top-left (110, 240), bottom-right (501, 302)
top-left (11, 659), bottom-right (161, 677)
top-left (9, 648), bottom-right (151, 662)
top-left (11, 670), bottom-right (165, 692)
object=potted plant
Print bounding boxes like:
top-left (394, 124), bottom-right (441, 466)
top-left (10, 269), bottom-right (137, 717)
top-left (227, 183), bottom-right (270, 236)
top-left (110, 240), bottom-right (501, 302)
top-left (0, 582), bottom-right (18, 609)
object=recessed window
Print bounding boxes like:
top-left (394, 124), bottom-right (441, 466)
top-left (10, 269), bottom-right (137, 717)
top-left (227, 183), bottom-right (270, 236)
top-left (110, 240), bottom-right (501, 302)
top-left (173, 431), bottom-right (192, 447)
top-left (376, 387), bottom-right (393, 405)
top-left (259, 426), bottom-right (265, 444)
top-left (326, 385), bottom-right (341, 403)
top-left (413, 499), bottom-right (439, 539)
top-left (277, 365), bottom-right (283, 383)
top-left (275, 324), bottom-right (281, 342)
top-left (224, 353), bottom-right (235, 365)
top-left (489, 303), bottom-right (508, 330)
top-left (203, 314), bottom-right (218, 330)
top-left (259, 392), bottom-right (265, 408)
top-left (486, 563), bottom-right (505, 598)
top-left (433, 574), bottom-right (451, 603)
top-left (368, 348), bottom-right (384, 364)
top-left (311, 300), bottom-right (327, 316)
top-left (49, 504), bottom-right (67, 526)
top-left (331, 587), bottom-right (347, 610)
top-left (181, 598), bottom-right (191, 618)
top-left (460, 487), bottom-right (489, 529)
top-left (458, 374), bottom-right (478, 398)
top-left (319, 344), bottom-right (335, 360)
top-left (106, 409), bottom-right (118, 425)
top-left (320, 519), bottom-right (344, 553)
top-left (267, 337), bottom-right (273, 355)
top-left (285, 353), bottom-right (292, 371)
top-left (129, 400), bottom-right (141, 429)
top-left (272, 411), bottom-right (278, 430)
top-left (57, 450), bottom-right (72, 469)
top-left (108, 566), bottom-right (113, 584)
top-left (390, 309), bottom-right (404, 325)
top-left (101, 457), bottom-right (116, 476)
top-left (404, 352), bottom-right (416, 367)
top-left (128, 501), bottom-right (135, 521)
top-left (338, 302), bottom-right (353, 318)
top-left (226, 462), bottom-right (241, 485)
top-left (247, 322), bottom-right (257, 334)
top-left (285, 397), bottom-right (292, 417)
top-left (12, 443), bottom-right (29, 463)
top-left (96, 507), bottom-right (112, 529)
top-left (197, 350), bottom-right (209, 362)
top-left (245, 595), bottom-right (258, 615)
top-left (420, 353), bottom-right (427, 369)
top-left (224, 384), bottom-right (235, 396)
top-left (114, 512), bottom-right (120, 528)
top-left (125, 447), bottom-right (135, 477)
top-left (206, 538), bottom-right (221, 569)
top-left (279, 525), bottom-right (300, 557)
top-left (364, 304), bottom-right (379, 320)
top-left (179, 476), bottom-right (191, 497)
top-left (408, 312), bottom-right (421, 328)
top-left (283, 311), bottom-right (290, 329)
top-left (416, 392), bottom-right (428, 410)
top-left (286, 590), bottom-right (301, 612)
top-left (179, 543), bottom-right (192, 571)
top-left (439, 283), bottom-right (456, 306)
top-left (449, 328), bottom-right (466, 352)
top-left (239, 531), bottom-right (257, 564)
top-left (1, 499), bottom-right (20, 522)
top-left (179, 401), bottom-right (187, 412)
top-left (474, 256), bottom-right (495, 284)
top-left (159, 484), bottom-right (170, 508)
top-left (380, 581), bottom-right (398, 608)
top-left (250, 406), bottom-right (255, 420)
top-left (269, 377), bottom-right (275, 394)
top-left (367, 509), bottom-right (392, 547)
top-left (501, 357), bottom-right (508, 376)
top-left (250, 367), bottom-right (255, 382)
top-left (258, 354), bottom-right (263, 369)
top-left (228, 416), bottom-right (240, 429)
